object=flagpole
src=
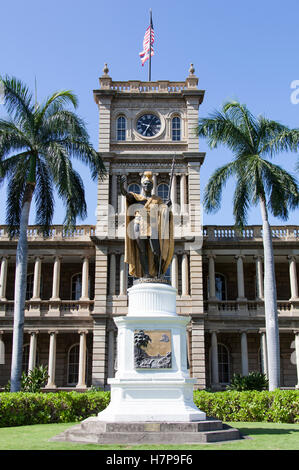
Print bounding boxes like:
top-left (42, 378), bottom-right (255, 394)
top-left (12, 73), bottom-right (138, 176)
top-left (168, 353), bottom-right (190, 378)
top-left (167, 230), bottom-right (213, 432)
top-left (148, 9), bottom-right (152, 81)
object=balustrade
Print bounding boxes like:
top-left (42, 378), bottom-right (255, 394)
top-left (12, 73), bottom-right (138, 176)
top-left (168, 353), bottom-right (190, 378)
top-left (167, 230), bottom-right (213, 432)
top-left (0, 225), bottom-right (95, 241)
top-left (203, 225), bottom-right (299, 241)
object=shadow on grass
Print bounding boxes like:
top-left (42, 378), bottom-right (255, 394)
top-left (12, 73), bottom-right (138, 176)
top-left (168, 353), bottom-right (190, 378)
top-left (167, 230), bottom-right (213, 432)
top-left (237, 425), bottom-right (299, 437)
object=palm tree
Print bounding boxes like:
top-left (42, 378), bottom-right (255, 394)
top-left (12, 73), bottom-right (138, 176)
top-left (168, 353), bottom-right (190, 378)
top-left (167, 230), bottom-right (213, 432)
top-left (0, 76), bottom-right (106, 392)
top-left (197, 101), bottom-right (299, 391)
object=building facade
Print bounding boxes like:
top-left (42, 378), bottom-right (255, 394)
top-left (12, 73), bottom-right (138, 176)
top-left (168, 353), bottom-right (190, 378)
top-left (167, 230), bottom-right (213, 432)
top-left (0, 66), bottom-right (298, 390)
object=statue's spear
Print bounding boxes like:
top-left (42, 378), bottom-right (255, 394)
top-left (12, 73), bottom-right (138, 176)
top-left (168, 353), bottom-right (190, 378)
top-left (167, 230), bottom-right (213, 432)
top-left (158, 155), bottom-right (176, 278)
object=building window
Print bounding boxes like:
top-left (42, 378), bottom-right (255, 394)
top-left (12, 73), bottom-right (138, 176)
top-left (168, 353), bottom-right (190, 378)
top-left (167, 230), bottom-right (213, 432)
top-left (26, 274), bottom-right (34, 300)
top-left (157, 183), bottom-right (169, 203)
top-left (67, 343), bottom-right (88, 385)
top-left (208, 273), bottom-right (226, 300)
top-left (22, 344), bottom-right (30, 372)
top-left (117, 116), bottom-right (126, 141)
top-left (215, 274), bottom-right (226, 300)
top-left (218, 344), bottom-right (230, 383)
top-left (71, 273), bottom-right (91, 300)
top-left (68, 344), bottom-right (79, 385)
top-left (71, 274), bottom-right (82, 300)
top-left (172, 116), bottom-right (181, 141)
top-left (128, 183), bottom-right (141, 194)
top-left (164, 265), bottom-right (171, 284)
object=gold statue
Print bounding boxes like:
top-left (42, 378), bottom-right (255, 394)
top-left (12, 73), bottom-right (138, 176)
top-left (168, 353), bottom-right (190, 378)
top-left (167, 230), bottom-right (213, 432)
top-left (120, 171), bottom-right (174, 279)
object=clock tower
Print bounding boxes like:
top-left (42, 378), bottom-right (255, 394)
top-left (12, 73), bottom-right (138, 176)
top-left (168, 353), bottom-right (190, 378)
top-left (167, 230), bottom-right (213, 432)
top-left (92, 64), bottom-right (206, 390)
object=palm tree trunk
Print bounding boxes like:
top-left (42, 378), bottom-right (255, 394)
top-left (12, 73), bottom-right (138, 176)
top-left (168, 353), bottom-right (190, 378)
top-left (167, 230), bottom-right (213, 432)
top-left (259, 196), bottom-right (280, 391)
top-left (10, 182), bottom-right (34, 392)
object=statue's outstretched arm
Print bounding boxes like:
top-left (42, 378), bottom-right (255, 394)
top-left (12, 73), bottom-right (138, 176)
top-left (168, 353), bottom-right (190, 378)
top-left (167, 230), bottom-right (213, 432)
top-left (120, 175), bottom-right (135, 204)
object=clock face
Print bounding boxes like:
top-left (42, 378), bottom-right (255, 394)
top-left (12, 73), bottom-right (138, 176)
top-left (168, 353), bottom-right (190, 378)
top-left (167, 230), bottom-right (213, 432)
top-left (136, 114), bottom-right (161, 137)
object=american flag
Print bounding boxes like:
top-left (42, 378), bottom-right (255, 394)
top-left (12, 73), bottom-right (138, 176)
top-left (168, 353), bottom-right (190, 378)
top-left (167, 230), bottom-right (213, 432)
top-left (139, 16), bottom-right (154, 66)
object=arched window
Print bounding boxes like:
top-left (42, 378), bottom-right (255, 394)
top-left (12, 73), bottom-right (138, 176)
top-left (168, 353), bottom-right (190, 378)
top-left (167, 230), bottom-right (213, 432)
top-left (71, 273), bottom-right (91, 300)
top-left (172, 116), bottom-right (181, 141)
top-left (117, 116), bottom-right (126, 141)
top-left (218, 344), bottom-right (230, 383)
top-left (128, 183), bottom-right (141, 194)
top-left (67, 343), bottom-right (88, 385)
top-left (26, 274), bottom-right (34, 300)
top-left (157, 183), bottom-right (169, 203)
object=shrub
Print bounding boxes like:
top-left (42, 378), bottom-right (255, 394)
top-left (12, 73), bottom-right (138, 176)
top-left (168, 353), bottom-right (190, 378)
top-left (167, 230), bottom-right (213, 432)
top-left (0, 389), bottom-right (298, 427)
top-left (4, 365), bottom-right (49, 393)
top-left (226, 372), bottom-right (269, 391)
top-left (193, 389), bottom-right (299, 423)
top-left (0, 391), bottom-right (111, 427)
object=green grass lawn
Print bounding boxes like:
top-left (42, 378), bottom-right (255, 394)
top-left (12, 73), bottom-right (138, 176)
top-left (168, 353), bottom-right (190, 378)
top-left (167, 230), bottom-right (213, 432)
top-left (0, 421), bottom-right (299, 450)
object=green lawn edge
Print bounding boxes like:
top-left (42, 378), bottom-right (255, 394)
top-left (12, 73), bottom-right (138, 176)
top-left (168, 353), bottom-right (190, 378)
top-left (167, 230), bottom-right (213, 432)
top-left (0, 421), bottom-right (299, 451)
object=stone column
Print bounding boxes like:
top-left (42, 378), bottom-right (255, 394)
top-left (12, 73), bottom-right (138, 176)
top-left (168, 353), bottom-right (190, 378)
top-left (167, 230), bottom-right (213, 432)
top-left (254, 255), bottom-right (264, 300)
top-left (76, 330), bottom-right (88, 389)
top-left (171, 254), bottom-right (178, 292)
top-left (181, 253), bottom-right (189, 296)
top-left (180, 174), bottom-right (187, 215)
top-left (0, 331), bottom-right (5, 365)
top-left (152, 173), bottom-right (158, 195)
top-left (190, 320), bottom-right (206, 388)
top-left (46, 331), bottom-right (58, 388)
top-left (211, 331), bottom-right (219, 388)
top-left (110, 173), bottom-right (118, 213)
top-left (295, 331), bottom-right (299, 389)
top-left (240, 331), bottom-right (249, 376)
top-left (121, 175), bottom-right (127, 215)
top-left (119, 254), bottom-right (127, 296)
top-left (260, 331), bottom-right (268, 378)
top-left (107, 327), bottom-right (115, 379)
top-left (109, 253), bottom-right (116, 295)
top-left (0, 257), bottom-right (9, 301)
top-left (208, 254), bottom-right (217, 300)
top-left (28, 331), bottom-right (38, 372)
top-left (50, 256), bottom-right (61, 301)
top-left (235, 255), bottom-right (246, 300)
top-left (80, 256), bottom-right (90, 301)
top-left (170, 173), bottom-right (177, 214)
top-left (288, 256), bottom-right (299, 300)
top-left (31, 257), bottom-right (42, 300)
top-left (91, 317), bottom-right (107, 389)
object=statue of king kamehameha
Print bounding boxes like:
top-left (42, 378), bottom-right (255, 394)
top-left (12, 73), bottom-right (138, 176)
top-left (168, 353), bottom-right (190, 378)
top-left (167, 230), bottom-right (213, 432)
top-left (120, 171), bottom-right (174, 280)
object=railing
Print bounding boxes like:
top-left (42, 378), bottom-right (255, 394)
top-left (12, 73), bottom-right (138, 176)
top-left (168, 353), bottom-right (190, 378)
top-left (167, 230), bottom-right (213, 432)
top-left (206, 299), bottom-right (297, 315)
top-left (0, 225), bottom-right (96, 241)
top-left (108, 80), bottom-right (187, 93)
top-left (1, 224), bottom-right (297, 242)
top-left (0, 300), bottom-right (94, 317)
top-left (203, 225), bottom-right (299, 241)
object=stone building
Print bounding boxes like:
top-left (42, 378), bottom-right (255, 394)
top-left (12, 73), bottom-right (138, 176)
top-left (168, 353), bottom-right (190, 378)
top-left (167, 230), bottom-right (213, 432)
top-left (0, 66), bottom-right (298, 390)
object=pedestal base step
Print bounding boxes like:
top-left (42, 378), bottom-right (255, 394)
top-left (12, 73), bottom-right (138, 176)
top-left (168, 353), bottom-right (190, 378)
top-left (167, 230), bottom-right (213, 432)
top-left (51, 417), bottom-right (242, 445)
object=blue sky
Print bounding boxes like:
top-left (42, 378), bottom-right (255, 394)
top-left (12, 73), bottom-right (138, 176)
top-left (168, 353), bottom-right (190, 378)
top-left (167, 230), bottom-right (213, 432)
top-left (0, 0), bottom-right (298, 226)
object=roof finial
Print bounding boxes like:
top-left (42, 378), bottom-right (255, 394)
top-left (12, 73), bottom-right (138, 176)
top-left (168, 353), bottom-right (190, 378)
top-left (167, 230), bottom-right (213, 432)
top-left (189, 63), bottom-right (195, 76)
top-left (103, 63), bottom-right (109, 76)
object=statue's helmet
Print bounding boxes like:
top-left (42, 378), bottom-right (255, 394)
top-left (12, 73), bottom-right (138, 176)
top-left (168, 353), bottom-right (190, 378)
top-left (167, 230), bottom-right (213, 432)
top-left (141, 171), bottom-right (153, 184)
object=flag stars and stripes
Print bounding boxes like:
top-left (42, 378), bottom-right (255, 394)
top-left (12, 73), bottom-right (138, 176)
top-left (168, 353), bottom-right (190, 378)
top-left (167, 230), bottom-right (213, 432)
top-left (139, 19), bottom-right (154, 66)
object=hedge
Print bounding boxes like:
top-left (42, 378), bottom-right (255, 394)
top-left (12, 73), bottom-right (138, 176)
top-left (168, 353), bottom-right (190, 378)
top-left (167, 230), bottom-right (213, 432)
top-left (0, 389), bottom-right (298, 427)
top-left (194, 390), bottom-right (299, 423)
top-left (0, 391), bottom-right (110, 427)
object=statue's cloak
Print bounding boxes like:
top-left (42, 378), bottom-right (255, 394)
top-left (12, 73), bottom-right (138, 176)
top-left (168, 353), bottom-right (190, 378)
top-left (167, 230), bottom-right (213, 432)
top-left (124, 193), bottom-right (174, 278)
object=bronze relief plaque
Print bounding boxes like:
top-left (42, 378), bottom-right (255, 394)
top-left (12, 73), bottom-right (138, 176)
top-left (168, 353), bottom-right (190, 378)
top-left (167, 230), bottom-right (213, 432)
top-left (134, 329), bottom-right (172, 369)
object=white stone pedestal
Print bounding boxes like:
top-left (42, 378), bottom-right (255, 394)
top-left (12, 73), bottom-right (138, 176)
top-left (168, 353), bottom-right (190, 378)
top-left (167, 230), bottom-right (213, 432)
top-left (97, 281), bottom-right (206, 422)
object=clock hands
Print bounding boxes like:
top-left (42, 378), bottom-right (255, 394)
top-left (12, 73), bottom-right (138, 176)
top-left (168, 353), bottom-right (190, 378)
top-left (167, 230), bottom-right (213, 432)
top-left (137, 115), bottom-right (161, 137)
